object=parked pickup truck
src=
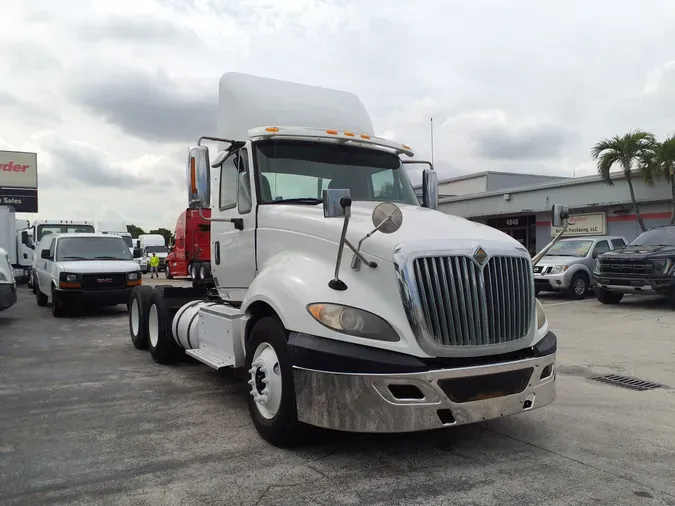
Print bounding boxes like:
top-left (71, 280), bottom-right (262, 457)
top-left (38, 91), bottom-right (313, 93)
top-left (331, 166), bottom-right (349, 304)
top-left (533, 235), bottom-right (627, 299)
top-left (33, 232), bottom-right (143, 317)
top-left (593, 225), bottom-right (675, 306)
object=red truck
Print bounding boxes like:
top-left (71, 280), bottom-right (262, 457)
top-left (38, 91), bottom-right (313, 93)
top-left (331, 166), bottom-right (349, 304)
top-left (165, 208), bottom-right (211, 280)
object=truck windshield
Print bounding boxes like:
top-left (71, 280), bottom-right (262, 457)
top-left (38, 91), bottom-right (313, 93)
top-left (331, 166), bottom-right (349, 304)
top-left (145, 246), bottom-right (167, 254)
top-left (545, 239), bottom-right (593, 257)
top-left (37, 224), bottom-right (95, 241)
top-left (630, 229), bottom-right (675, 246)
top-left (254, 140), bottom-right (420, 206)
top-left (56, 237), bottom-right (133, 261)
top-left (122, 235), bottom-right (133, 248)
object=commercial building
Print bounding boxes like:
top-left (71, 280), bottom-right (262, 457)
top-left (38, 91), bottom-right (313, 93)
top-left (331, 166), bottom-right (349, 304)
top-left (419, 170), bottom-right (674, 255)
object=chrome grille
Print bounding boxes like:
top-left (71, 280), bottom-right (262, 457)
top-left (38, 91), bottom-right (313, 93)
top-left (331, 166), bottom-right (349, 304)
top-left (409, 255), bottom-right (533, 346)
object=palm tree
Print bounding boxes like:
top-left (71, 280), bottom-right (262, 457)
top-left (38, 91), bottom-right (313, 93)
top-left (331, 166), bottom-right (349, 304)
top-left (642, 135), bottom-right (675, 224)
top-left (591, 130), bottom-right (657, 232)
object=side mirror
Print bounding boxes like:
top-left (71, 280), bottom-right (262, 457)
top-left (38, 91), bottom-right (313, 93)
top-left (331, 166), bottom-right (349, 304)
top-left (551, 205), bottom-right (570, 228)
top-left (323, 189), bottom-right (352, 218)
top-left (422, 168), bottom-right (438, 210)
top-left (187, 145), bottom-right (211, 209)
top-left (41, 250), bottom-right (52, 260)
top-left (133, 248), bottom-right (142, 259)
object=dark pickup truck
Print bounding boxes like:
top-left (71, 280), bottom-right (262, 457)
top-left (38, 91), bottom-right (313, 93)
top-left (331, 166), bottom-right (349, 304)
top-left (593, 225), bottom-right (675, 306)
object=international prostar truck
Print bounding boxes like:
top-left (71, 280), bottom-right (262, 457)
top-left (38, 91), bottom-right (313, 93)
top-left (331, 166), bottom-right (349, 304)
top-left (128, 72), bottom-right (572, 447)
top-left (165, 208), bottom-right (212, 280)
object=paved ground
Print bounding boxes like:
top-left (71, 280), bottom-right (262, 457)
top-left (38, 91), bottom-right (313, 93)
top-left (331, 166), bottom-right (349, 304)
top-left (1, 278), bottom-right (674, 505)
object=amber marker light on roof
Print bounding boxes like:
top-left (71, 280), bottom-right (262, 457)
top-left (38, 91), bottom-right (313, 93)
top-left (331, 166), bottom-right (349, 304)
top-left (265, 127), bottom-right (280, 132)
top-left (326, 129), bottom-right (338, 135)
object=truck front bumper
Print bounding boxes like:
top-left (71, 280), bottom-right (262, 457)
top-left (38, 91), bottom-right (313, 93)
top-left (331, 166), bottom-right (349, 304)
top-left (0, 284), bottom-right (18, 311)
top-left (594, 275), bottom-right (675, 295)
top-left (55, 287), bottom-right (134, 306)
top-left (291, 332), bottom-right (557, 433)
top-left (534, 272), bottom-right (571, 290)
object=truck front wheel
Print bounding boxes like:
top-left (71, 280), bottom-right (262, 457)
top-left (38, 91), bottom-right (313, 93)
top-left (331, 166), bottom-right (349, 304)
top-left (595, 286), bottom-right (623, 304)
top-left (246, 316), bottom-right (302, 448)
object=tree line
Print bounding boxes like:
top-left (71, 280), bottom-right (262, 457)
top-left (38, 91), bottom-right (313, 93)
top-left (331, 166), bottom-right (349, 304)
top-left (592, 130), bottom-right (675, 231)
top-left (126, 225), bottom-right (173, 244)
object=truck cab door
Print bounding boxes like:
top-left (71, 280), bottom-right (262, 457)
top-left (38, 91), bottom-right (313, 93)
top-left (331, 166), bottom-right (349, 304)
top-left (212, 147), bottom-right (256, 301)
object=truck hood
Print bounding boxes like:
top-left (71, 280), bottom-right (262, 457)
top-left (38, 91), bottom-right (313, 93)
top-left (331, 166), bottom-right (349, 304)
top-left (537, 255), bottom-right (584, 266)
top-left (262, 202), bottom-right (525, 261)
top-left (601, 244), bottom-right (675, 260)
top-left (57, 260), bottom-right (140, 273)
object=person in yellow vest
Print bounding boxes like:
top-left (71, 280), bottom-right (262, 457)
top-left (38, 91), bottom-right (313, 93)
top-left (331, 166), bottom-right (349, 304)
top-left (149, 253), bottom-right (160, 278)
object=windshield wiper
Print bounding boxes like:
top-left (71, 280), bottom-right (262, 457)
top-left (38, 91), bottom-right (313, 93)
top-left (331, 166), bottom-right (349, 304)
top-left (94, 256), bottom-right (124, 260)
top-left (273, 198), bottom-right (322, 205)
top-left (61, 256), bottom-right (86, 260)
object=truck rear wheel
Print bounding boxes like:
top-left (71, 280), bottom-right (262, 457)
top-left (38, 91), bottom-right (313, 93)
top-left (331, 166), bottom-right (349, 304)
top-left (147, 286), bottom-right (183, 364)
top-left (246, 316), bottom-right (303, 448)
top-left (200, 263), bottom-right (211, 280)
top-left (129, 285), bottom-right (154, 350)
top-left (595, 286), bottom-right (623, 304)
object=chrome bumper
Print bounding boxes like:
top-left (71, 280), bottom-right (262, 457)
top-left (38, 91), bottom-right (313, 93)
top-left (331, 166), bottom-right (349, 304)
top-left (293, 353), bottom-right (556, 433)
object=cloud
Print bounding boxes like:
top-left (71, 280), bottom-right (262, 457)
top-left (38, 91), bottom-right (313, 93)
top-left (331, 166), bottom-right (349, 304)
top-left (77, 16), bottom-right (199, 44)
top-left (0, 91), bottom-right (61, 126)
top-left (67, 69), bottom-right (215, 144)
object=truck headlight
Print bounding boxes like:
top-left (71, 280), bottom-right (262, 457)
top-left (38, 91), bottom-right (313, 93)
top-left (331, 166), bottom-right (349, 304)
top-left (307, 303), bottom-right (400, 342)
top-left (550, 265), bottom-right (568, 274)
top-left (653, 258), bottom-right (672, 275)
top-left (536, 299), bottom-right (546, 329)
top-left (593, 262), bottom-right (601, 274)
top-left (127, 271), bottom-right (141, 281)
top-left (59, 273), bottom-right (79, 282)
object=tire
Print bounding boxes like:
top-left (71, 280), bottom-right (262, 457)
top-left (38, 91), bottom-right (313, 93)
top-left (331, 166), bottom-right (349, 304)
top-left (189, 263), bottom-right (198, 280)
top-left (568, 272), bottom-right (589, 300)
top-left (165, 264), bottom-right (173, 279)
top-left (51, 285), bottom-right (65, 318)
top-left (595, 286), bottom-right (623, 305)
top-left (245, 316), bottom-right (303, 448)
top-left (129, 285), bottom-right (154, 350)
top-left (200, 263), bottom-right (211, 280)
top-left (36, 281), bottom-right (48, 306)
top-left (147, 286), bottom-right (183, 364)
top-left (195, 262), bottom-right (203, 281)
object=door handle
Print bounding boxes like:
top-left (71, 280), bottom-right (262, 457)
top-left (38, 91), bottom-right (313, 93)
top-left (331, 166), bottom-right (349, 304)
top-left (215, 241), bottom-right (221, 265)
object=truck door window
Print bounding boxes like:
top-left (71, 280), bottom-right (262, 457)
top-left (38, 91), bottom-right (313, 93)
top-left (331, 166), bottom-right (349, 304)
top-left (219, 153), bottom-right (239, 210)
top-left (592, 240), bottom-right (609, 258)
top-left (49, 239), bottom-right (56, 259)
top-left (237, 149), bottom-right (252, 214)
top-left (611, 238), bottom-right (626, 248)
top-left (371, 169), bottom-right (401, 200)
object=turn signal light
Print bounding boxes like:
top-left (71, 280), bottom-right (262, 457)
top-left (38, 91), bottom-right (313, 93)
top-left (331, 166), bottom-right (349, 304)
top-left (265, 127), bottom-right (280, 132)
top-left (326, 129), bottom-right (338, 135)
top-left (59, 282), bottom-right (81, 289)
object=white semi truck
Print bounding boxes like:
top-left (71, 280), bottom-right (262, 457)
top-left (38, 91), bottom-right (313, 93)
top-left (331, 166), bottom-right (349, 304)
top-left (128, 72), bottom-right (571, 447)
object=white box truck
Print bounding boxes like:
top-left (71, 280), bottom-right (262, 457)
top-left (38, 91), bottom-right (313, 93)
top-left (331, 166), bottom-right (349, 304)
top-left (138, 234), bottom-right (168, 271)
top-left (128, 72), bottom-right (572, 447)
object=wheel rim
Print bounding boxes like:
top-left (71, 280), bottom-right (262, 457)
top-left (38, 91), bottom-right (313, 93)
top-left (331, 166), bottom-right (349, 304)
top-left (165, 266), bottom-right (170, 278)
top-left (574, 278), bottom-right (586, 295)
top-left (148, 304), bottom-right (159, 347)
top-left (190, 265), bottom-right (195, 279)
top-left (248, 342), bottom-right (282, 419)
top-left (131, 298), bottom-right (140, 335)
top-left (200, 266), bottom-right (206, 279)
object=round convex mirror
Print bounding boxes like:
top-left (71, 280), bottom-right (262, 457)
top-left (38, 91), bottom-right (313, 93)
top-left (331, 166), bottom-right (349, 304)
top-left (372, 202), bottom-right (403, 234)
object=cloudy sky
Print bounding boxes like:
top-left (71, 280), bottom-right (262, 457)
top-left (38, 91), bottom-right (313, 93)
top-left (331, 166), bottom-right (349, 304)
top-left (2, 0), bottom-right (675, 231)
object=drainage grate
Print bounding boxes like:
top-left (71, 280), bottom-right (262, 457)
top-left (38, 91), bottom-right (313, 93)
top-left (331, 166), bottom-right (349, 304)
top-left (589, 374), bottom-right (663, 391)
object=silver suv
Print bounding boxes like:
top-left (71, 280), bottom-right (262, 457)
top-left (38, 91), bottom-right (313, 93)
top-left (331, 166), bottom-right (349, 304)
top-left (533, 235), bottom-right (627, 299)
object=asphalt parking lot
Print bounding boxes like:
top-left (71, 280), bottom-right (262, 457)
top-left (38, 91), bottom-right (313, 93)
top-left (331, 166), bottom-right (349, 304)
top-left (1, 279), bottom-right (674, 506)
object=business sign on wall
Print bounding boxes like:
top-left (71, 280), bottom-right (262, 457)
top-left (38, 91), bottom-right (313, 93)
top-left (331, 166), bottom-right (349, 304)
top-left (0, 150), bottom-right (38, 212)
top-left (551, 212), bottom-right (606, 237)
